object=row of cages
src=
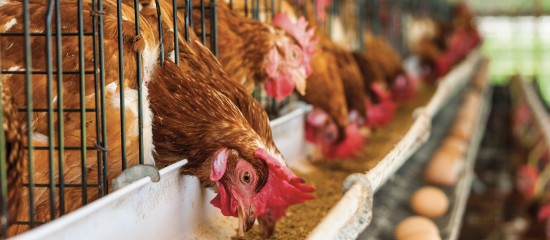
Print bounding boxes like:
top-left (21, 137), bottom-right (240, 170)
top-left (0, 0), bottom-right (456, 237)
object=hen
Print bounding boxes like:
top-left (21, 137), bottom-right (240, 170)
top-left (139, 2), bottom-right (315, 236)
top-left (362, 31), bottom-right (417, 101)
top-left (189, 0), bottom-right (317, 101)
top-left (301, 0), bottom-right (367, 159)
top-left (0, 83), bottom-right (25, 236)
top-left (1, 0), bottom-right (157, 235)
top-left (407, 3), bottom-right (481, 81)
top-left (149, 58), bottom-right (315, 237)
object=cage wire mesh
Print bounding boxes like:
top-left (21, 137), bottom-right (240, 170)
top-left (0, 0), bottom-right (216, 237)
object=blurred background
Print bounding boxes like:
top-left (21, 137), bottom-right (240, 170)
top-left (468, 0), bottom-right (550, 104)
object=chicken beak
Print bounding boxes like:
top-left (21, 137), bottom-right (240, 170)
top-left (293, 74), bottom-right (307, 96)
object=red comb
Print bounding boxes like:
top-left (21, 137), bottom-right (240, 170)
top-left (315, 0), bottom-right (332, 22)
top-left (323, 123), bottom-right (366, 159)
top-left (252, 148), bottom-right (316, 220)
top-left (272, 13), bottom-right (318, 76)
top-left (517, 164), bottom-right (539, 198)
top-left (365, 83), bottom-right (397, 128)
top-left (539, 204), bottom-right (550, 222)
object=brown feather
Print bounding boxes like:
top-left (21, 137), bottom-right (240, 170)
top-left (1, 0), bottom-right (157, 235)
top-left (1, 82), bottom-right (25, 236)
top-left (149, 59), bottom-right (268, 187)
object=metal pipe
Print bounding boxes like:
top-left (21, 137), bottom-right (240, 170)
top-left (45, 0), bottom-right (57, 220)
top-left (201, 0), bottom-right (206, 44)
top-left (156, 0), bottom-right (165, 66)
top-left (116, 0), bottom-right (128, 171)
top-left (91, 0), bottom-right (103, 198)
top-left (132, 0), bottom-right (145, 166)
top-left (54, 0), bottom-right (66, 215)
top-left (184, 0), bottom-right (190, 42)
top-left (172, 0), bottom-right (180, 65)
top-left (210, 0), bottom-right (218, 56)
top-left (97, 0), bottom-right (109, 195)
top-left (22, 0), bottom-right (36, 228)
top-left (77, 0), bottom-right (88, 205)
top-left (0, 56), bottom-right (8, 239)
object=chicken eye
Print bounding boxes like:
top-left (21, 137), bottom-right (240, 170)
top-left (242, 171), bottom-right (251, 184)
top-left (286, 45), bottom-right (302, 64)
top-left (326, 131), bottom-right (334, 140)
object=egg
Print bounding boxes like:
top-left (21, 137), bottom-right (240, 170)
top-left (450, 121), bottom-right (473, 142)
top-left (410, 186), bottom-right (449, 218)
top-left (425, 148), bottom-right (464, 186)
top-left (400, 232), bottom-right (442, 240)
top-left (443, 136), bottom-right (468, 154)
top-left (395, 216), bottom-right (440, 240)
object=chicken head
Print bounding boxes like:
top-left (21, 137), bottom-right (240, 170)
top-left (305, 108), bottom-right (367, 159)
top-left (210, 148), bottom-right (315, 236)
top-left (265, 13), bottom-right (317, 101)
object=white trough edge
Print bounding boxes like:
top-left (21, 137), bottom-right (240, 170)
top-left (444, 68), bottom-right (492, 240)
top-left (307, 48), bottom-right (483, 240)
top-left (10, 105), bottom-right (311, 240)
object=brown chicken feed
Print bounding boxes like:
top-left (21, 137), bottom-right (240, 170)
top-left (236, 84), bottom-right (436, 239)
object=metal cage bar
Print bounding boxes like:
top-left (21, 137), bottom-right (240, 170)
top-left (156, 0), bottom-right (165, 66)
top-left (0, 67), bottom-right (8, 239)
top-left (116, 0), bottom-right (128, 171)
top-left (55, 0), bottom-right (66, 215)
top-left (132, 0), bottom-right (145, 168)
top-left (77, 0), bottom-right (88, 206)
top-left (91, 0), bottom-right (104, 199)
top-left (22, 0), bottom-right (37, 229)
top-left (45, 0), bottom-right (57, 220)
top-left (96, 0), bottom-right (109, 196)
top-left (172, 0), bottom-right (180, 65)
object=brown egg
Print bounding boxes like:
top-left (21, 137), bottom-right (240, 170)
top-left (443, 136), bottom-right (468, 154)
top-left (410, 187), bottom-right (449, 218)
top-left (395, 216), bottom-right (440, 240)
top-left (400, 232), bottom-right (442, 240)
top-left (457, 110), bottom-right (476, 127)
top-left (450, 121), bottom-right (473, 142)
top-left (425, 148), bottom-right (464, 186)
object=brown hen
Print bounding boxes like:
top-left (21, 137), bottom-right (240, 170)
top-left (1, 0), bottom-right (157, 235)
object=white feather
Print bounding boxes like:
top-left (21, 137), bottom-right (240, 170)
top-left (142, 42), bottom-right (159, 84)
top-left (3, 18), bottom-right (16, 31)
top-left (33, 132), bottom-right (48, 145)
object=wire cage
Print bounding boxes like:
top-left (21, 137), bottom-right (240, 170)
top-left (0, 0), bottom-right (218, 237)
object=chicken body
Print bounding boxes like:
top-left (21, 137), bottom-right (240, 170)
top-left (1, 0), bottom-right (157, 234)
top-left (188, 0), bottom-right (315, 100)
top-left (138, 2), bottom-right (313, 236)
top-left (149, 59), bottom-right (314, 237)
top-left (1, 83), bottom-right (25, 236)
top-left (138, 0), bottom-right (284, 164)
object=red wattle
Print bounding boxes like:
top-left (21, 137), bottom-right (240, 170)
top-left (323, 124), bottom-right (366, 159)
